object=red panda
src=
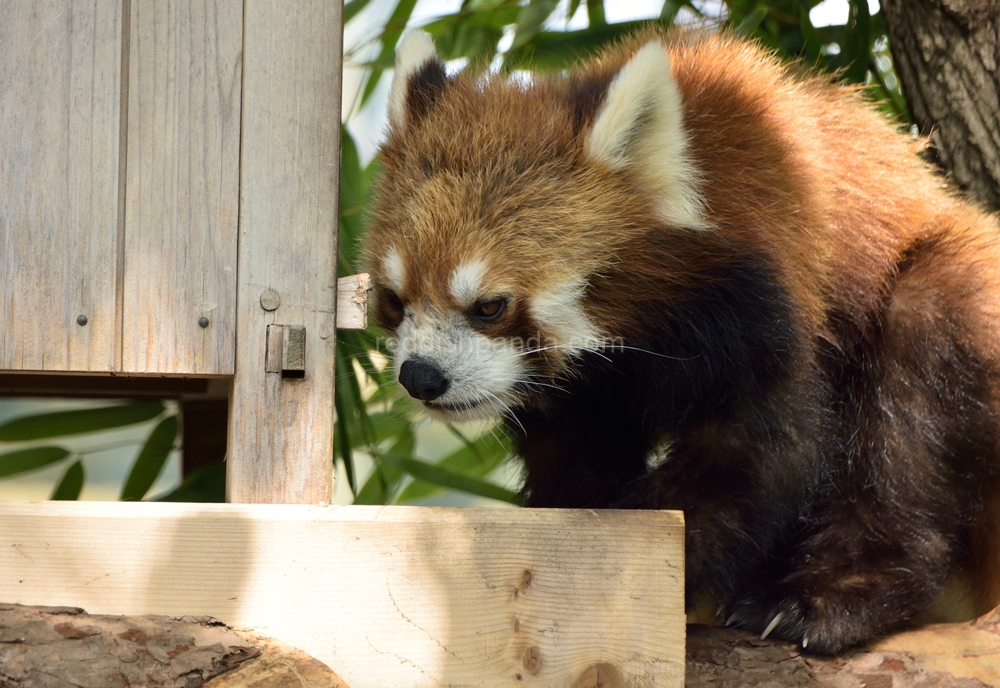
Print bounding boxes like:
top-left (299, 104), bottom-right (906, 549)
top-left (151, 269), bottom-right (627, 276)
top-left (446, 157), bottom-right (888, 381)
top-left (362, 28), bottom-right (1000, 653)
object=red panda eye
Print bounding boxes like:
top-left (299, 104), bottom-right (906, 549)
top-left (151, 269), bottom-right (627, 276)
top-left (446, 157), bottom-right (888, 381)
top-left (385, 289), bottom-right (404, 313)
top-left (473, 297), bottom-right (507, 321)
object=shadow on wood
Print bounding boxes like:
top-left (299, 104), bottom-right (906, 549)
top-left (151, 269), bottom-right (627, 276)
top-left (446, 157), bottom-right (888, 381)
top-left (0, 502), bottom-right (685, 687)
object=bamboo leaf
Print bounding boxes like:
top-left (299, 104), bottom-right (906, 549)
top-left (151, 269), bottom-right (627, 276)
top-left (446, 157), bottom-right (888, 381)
top-left (504, 19), bottom-right (670, 71)
top-left (334, 378), bottom-right (357, 495)
top-left (0, 403), bottom-right (164, 442)
top-left (586, 0), bottom-right (606, 26)
top-left (396, 430), bottom-right (510, 503)
top-left (157, 461), bottom-right (225, 503)
top-left (735, 4), bottom-right (769, 36)
top-left (382, 451), bottom-right (521, 504)
top-left (0, 446), bottom-right (70, 479)
top-left (842, 0), bottom-right (871, 84)
top-left (354, 425), bottom-right (415, 504)
top-left (50, 460), bottom-right (84, 500)
top-left (510, 0), bottom-right (560, 53)
top-left (344, 0), bottom-right (373, 24)
top-left (360, 0), bottom-right (421, 107)
top-left (120, 415), bottom-right (178, 501)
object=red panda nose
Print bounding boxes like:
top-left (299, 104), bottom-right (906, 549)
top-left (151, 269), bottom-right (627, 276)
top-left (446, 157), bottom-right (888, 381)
top-left (399, 359), bottom-right (451, 401)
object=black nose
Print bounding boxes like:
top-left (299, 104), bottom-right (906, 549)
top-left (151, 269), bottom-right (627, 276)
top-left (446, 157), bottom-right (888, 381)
top-left (398, 359), bottom-right (450, 401)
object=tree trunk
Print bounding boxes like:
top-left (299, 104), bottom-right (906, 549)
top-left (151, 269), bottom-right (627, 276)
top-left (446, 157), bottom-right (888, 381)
top-left (880, 0), bottom-right (1000, 213)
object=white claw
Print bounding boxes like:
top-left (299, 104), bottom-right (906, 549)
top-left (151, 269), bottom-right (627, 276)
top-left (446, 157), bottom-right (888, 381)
top-left (760, 611), bottom-right (784, 640)
top-left (801, 636), bottom-right (809, 649)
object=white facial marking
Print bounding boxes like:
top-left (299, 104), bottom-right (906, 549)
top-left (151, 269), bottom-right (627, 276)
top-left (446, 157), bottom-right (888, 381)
top-left (449, 260), bottom-right (488, 307)
top-left (383, 247), bottom-right (405, 294)
top-left (388, 31), bottom-right (438, 131)
top-left (530, 278), bottom-right (601, 358)
top-left (392, 306), bottom-right (525, 423)
top-left (586, 41), bottom-right (708, 230)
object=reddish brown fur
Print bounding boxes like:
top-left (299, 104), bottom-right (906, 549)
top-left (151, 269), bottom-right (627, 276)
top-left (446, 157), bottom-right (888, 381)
top-left (364, 29), bottom-right (1000, 652)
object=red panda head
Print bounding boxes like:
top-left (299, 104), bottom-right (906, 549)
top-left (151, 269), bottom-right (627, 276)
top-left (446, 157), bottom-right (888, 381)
top-left (363, 31), bottom-right (706, 422)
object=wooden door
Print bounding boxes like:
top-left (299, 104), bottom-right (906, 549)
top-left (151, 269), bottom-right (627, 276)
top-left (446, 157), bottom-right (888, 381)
top-left (0, 0), bottom-right (343, 504)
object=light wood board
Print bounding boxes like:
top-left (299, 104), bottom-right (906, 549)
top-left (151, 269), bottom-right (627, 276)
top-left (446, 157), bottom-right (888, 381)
top-left (336, 273), bottom-right (373, 330)
top-left (0, 502), bottom-right (685, 688)
top-left (121, 0), bottom-right (243, 375)
top-left (227, 0), bottom-right (342, 504)
top-left (0, 0), bottom-right (123, 373)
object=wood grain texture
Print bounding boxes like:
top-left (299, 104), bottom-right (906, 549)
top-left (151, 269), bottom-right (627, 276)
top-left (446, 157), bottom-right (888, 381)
top-left (336, 273), bottom-right (372, 330)
top-left (227, 0), bottom-right (342, 504)
top-left (0, 502), bottom-right (685, 688)
top-left (121, 0), bottom-right (242, 375)
top-left (210, 628), bottom-right (350, 688)
top-left (0, 603), bottom-right (259, 686)
top-left (0, 0), bottom-right (123, 372)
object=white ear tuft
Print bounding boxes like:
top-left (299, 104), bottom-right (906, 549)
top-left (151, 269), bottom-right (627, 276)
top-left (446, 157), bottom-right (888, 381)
top-left (388, 31), bottom-right (438, 130)
top-left (586, 41), bottom-right (708, 229)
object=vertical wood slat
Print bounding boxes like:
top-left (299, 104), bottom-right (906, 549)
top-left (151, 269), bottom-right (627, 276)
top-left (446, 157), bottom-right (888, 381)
top-left (120, 0), bottom-right (242, 375)
top-left (0, 0), bottom-right (123, 373)
top-left (227, 0), bottom-right (342, 503)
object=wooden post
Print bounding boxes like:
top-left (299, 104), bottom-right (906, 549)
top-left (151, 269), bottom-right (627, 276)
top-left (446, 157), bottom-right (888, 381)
top-left (226, 0), bottom-right (343, 504)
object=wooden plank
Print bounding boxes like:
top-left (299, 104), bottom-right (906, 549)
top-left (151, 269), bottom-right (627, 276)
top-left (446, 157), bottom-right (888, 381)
top-left (336, 273), bottom-right (373, 330)
top-left (120, 0), bottom-right (242, 375)
top-left (0, 372), bottom-right (218, 397)
top-left (0, 502), bottom-right (685, 688)
top-left (227, 0), bottom-right (342, 504)
top-left (0, 0), bottom-right (123, 372)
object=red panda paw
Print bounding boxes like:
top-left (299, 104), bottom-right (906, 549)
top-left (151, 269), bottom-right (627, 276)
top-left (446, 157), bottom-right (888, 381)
top-left (723, 587), bottom-right (887, 655)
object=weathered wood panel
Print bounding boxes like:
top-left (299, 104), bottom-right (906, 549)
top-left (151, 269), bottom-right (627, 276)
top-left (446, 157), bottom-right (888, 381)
top-left (227, 0), bottom-right (342, 504)
top-left (0, 0), bottom-right (123, 372)
top-left (121, 0), bottom-right (242, 375)
top-left (0, 502), bottom-right (686, 688)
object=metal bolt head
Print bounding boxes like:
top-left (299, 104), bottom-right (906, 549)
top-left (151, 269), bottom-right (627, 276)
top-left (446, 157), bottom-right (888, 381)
top-left (260, 289), bottom-right (281, 311)
top-left (76, 315), bottom-right (88, 326)
top-left (198, 316), bottom-right (210, 328)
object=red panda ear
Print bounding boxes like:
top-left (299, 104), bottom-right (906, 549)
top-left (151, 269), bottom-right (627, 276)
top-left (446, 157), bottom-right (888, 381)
top-left (388, 32), bottom-right (449, 131)
top-left (585, 42), bottom-right (708, 229)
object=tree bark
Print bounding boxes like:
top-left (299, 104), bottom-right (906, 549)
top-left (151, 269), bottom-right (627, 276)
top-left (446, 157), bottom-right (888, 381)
top-left (881, 0), bottom-right (1000, 212)
top-left (686, 606), bottom-right (1000, 686)
top-left (0, 603), bottom-right (348, 688)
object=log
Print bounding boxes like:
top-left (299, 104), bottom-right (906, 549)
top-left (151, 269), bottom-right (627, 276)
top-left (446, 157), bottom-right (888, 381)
top-left (0, 602), bottom-right (350, 688)
top-left (0, 603), bottom-right (258, 688)
top-left (686, 607), bottom-right (1000, 687)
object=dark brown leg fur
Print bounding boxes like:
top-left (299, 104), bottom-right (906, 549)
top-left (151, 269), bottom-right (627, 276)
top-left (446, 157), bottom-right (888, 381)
top-left (724, 236), bottom-right (1000, 653)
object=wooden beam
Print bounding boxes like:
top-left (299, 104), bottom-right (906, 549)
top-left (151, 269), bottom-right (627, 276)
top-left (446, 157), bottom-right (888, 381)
top-left (226, 0), bottom-right (342, 504)
top-left (0, 502), bottom-right (685, 688)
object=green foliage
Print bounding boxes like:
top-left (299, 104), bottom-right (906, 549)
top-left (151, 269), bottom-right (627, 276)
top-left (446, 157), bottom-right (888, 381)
top-left (0, 0), bottom-right (907, 506)
top-left (0, 403), bottom-right (164, 442)
top-left (120, 415), bottom-right (179, 501)
top-left (0, 446), bottom-right (70, 478)
top-left (51, 461), bottom-right (84, 500)
top-left (157, 461), bottom-right (226, 503)
top-left (0, 402), bottom-right (178, 502)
